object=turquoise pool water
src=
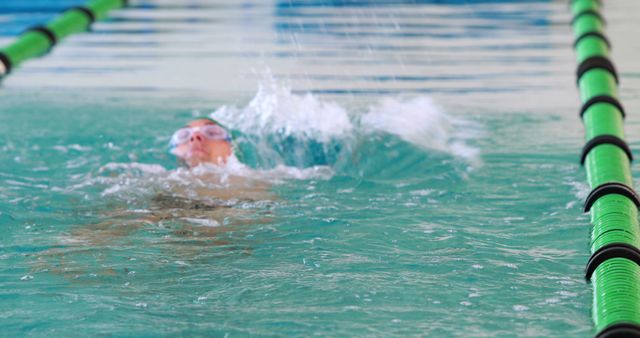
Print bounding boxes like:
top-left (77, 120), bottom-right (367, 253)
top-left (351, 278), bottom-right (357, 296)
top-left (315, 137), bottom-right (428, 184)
top-left (2, 0), bottom-right (640, 336)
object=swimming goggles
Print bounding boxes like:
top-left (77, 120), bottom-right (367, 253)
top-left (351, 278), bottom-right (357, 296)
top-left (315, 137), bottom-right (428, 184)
top-left (170, 124), bottom-right (232, 148)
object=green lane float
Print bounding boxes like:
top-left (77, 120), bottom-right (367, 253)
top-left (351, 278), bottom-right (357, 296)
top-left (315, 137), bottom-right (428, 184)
top-left (572, 0), bottom-right (640, 337)
top-left (0, 0), bottom-right (128, 77)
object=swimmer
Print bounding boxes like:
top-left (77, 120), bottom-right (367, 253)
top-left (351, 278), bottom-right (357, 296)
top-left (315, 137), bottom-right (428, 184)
top-left (166, 117), bottom-right (272, 201)
top-left (169, 117), bottom-right (235, 168)
top-left (92, 116), bottom-right (273, 233)
top-left (34, 117), bottom-right (274, 274)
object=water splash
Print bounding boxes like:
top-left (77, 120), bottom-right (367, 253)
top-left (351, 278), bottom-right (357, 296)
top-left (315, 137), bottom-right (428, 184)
top-left (210, 75), bottom-right (482, 169)
top-left (82, 76), bottom-right (481, 200)
top-left (361, 96), bottom-right (482, 165)
top-left (89, 158), bottom-right (332, 203)
top-left (214, 76), bottom-right (353, 143)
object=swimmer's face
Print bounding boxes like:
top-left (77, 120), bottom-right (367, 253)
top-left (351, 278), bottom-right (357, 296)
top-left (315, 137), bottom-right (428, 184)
top-left (170, 119), bottom-right (233, 167)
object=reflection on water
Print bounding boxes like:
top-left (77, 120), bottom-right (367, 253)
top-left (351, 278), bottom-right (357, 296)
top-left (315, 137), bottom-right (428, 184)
top-left (1, 0), bottom-right (568, 110)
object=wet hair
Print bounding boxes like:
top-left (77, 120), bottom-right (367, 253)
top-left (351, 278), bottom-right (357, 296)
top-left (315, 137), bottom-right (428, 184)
top-left (193, 117), bottom-right (229, 132)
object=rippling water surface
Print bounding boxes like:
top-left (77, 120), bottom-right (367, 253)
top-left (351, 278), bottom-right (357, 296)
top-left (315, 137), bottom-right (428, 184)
top-left (2, 0), bottom-right (640, 336)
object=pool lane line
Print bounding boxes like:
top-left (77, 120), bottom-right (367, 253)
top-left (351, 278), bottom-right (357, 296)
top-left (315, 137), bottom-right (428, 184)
top-left (0, 0), bottom-right (128, 78)
top-left (571, 0), bottom-right (640, 337)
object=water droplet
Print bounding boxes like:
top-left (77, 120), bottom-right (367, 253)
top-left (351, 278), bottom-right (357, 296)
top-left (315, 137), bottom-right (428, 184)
top-left (513, 305), bottom-right (529, 312)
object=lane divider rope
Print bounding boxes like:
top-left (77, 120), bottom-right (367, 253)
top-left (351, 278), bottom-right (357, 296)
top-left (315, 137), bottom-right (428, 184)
top-left (580, 135), bottom-right (633, 165)
top-left (577, 56), bottom-right (618, 84)
top-left (571, 9), bottom-right (606, 26)
top-left (583, 182), bottom-right (640, 213)
top-left (571, 1), bottom-right (640, 336)
top-left (574, 31), bottom-right (611, 49)
top-left (585, 243), bottom-right (640, 281)
top-left (68, 6), bottom-right (98, 24)
top-left (595, 323), bottom-right (640, 338)
top-left (0, 0), bottom-right (128, 78)
top-left (580, 95), bottom-right (625, 119)
top-left (24, 26), bottom-right (58, 47)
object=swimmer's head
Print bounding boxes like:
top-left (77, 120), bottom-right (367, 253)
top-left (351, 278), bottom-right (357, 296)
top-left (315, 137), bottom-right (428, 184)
top-left (169, 118), bottom-right (233, 167)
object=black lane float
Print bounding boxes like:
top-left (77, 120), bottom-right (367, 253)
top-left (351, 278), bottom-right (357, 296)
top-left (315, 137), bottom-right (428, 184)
top-left (0, 0), bottom-right (127, 77)
top-left (571, 1), bottom-right (640, 337)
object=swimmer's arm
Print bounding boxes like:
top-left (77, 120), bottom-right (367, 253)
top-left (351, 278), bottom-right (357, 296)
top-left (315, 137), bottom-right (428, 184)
top-left (194, 176), bottom-right (276, 201)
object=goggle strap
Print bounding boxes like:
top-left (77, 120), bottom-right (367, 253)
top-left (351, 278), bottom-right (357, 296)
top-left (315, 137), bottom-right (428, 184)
top-left (196, 116), bottom-right (230, 134)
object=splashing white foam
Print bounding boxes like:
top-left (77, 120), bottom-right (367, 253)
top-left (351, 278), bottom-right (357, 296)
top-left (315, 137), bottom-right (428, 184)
top-left (92, 158), bottom-right (332, 200)
top-left (99, 162), bottom-right (168, 175)
top-left (213, 76), bottom-right (353, 143)
top-left (361, 96), bottom-right (482, 165)
top-left (210, 75), bottom-right (481, 165)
